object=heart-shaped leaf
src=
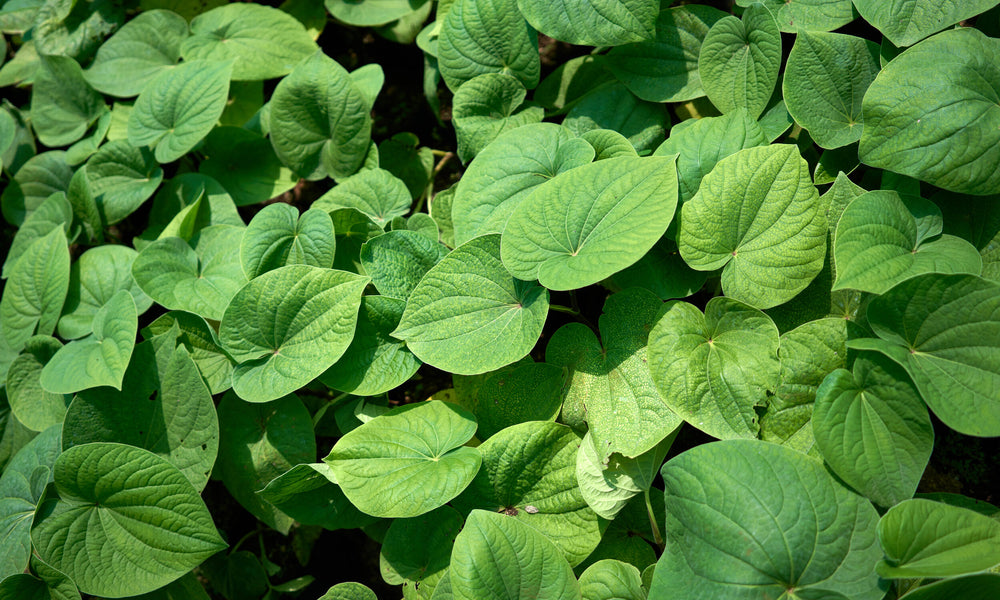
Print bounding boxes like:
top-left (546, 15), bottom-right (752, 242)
top-left (360, 230), bottom-right (448, 300)
top-left (3, 191), bottom-right (72, 279)
top-left (313, 168), bottom-right (412, 227)
top-left (6, 337), bottom-right (70, 432)
top-left (58, 245), bottom-right (152, 340)
top-left (452, 73), bottom-right (545, 163)
top-left (82, 139), bottom-right (164, 226)
top-left (30, 54), bottom-right (105, 147)
top-left (579, 559), bottom-right (645, 600)
top-left (516, 0), bottom-right (656, 46)
top-left (240, 203), bottom-right (336, 279)
top-left (0, 228), bottom-right (69, 353)
top-left (853, 0), bottom-right (1000, 47)
top-left (575, 430), bottom-right (674, 520)
top-left (1, 151), bottom-right (73, 228)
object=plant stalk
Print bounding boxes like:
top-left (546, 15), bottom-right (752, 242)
top-left (645, 488), bottom-right (664, 549)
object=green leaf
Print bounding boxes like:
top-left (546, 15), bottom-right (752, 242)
top-left (582, 128), bottom-right (637, 160)
top-left (30, 55), bottom-right (106, 147)
top-left (83, 9), bottom-right (188, 97)
top-left (698, 4), bottom-right (781, 119)
top-left (783, 32), bottom-right (880, 149)
top-left (501, 155), bottom-right (677, 291)
top-left (216, 392), bottom-right (314, 533)
top-left (546, 288), bottom-right (681, 460)
top-left (859, 28), bottom-right (1000, 195)
top-left (82, 139), bottom-right (164, 226)
top-left (895, 574), bottom-right (1000, 600)
top-left (330, 208), bottom-right (384, 273)
top-left (853, 0), bottom-right (1000, 47)
top-left (563, 81), bottom-right (667, 153)
top-left (319, 582), bottom-right (378, 600)
top-left (378, 131), bottom-right (434, 200)
top-left (182, 3), bottom-right (318, 80)
top-left (603, 5), bottom-right (727, 103)
top-left (325, 400), bottom-right (482, 518)
top-left (6, 337), bottom-right (70, 432)
top-left (647, 297), bottom-right (780, 440)
top-left (139, 172), bottom-right (242, 243)
top-left (813, 353), bottom-right (933, 508)
top-left (579, 560), bottom-right (645, 600)
top-left (313, 168), bottom-right (412, 227)
top-left (452, 73), bottom-right (545, 163)
top-left (516, 0), bottom-right (654, 46)
top-left (449, 510), bottom-right (580, 600)
top-left (198, 126), bottom-right (298, 206)
top-left (38, 290), bottom-right (136, 394)
top-left (649, 439), bottom-right (885, 600)
top-left (30, 443), bottom-right (227, 598)
top-left (0, 425), bottom-right (60, 580)
top-left (325, 0), bottom-right (430, 26)
top-left (452, 122), bottom-right (593, 246)
top-left (1, 150), bottom-right (73, 227)
top-left (256, 463), bottom-right (377, 531)
top-left (128, 59), bottom-right (233, 163)
top-left (654, 108), bottom-right (768, 203)
top-left (678, 144), bottom-right (827, 309)
top-left (58, 245), bottom-right (152, 340)
top-left (533, 54), bottom-right (615, 112)
top-left (132, 225), bottom-right (246, 321)
top-left (268, 51), bottom-right (372, 180)
top-left (857, 274), bottom-right (1000, 437)
top-left (143, 311), bottom-right (234, 395)
top-left (832, 191), bottom-right (982, 294)
top-left (877, 498), bottom-right (1000, 578)
top-left (0, 228), bottom-right (69, 352)
top-left (437, 0), bottom-right (539, 93)
top-left (240, 204), bottom-right (335, 279)
top-left (453, 421), bottom-right (602, 565)
top-left (454, 360), bottom-right (565, 441)
top-left (393, 234), bottom-right (549, 375)
top-left (605, 237), bottom-right (708, 301)
top-left (360, 230), bottom-right (448, 300)
top-left (0, 554), bottom-right (81, 600)
top-left (575, 430), bottom-right (674, 521)
top-left (380, 505), bottom-right (462, 594)
top-left (735, 0), bottom-right (855, 33)
top-left (219, 265), bottom-right (367, 403)
top-left (3, 191), bottom-right (72, 279)
top-left (31, 0), bottom-right (123, 60)
top-left (62, 340), bottom-right (218, 491)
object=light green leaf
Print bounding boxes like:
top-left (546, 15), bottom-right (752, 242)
top-left (449, 510), bottom-right (580, 600)
top-left (649, 439), bottom-right (885, 600)
top-left (360, 230), bottom-right (448, 300)
top-left (216, 393), bottom-right (314, 533)
top-left (735, 0), bottom-right (854, 33)
top-left (517, 0), bottom-right (654, 46)
top-left (437, 0), bottom-right (539, 93)
top-left (452, 73), bottom-right (545, 163)
top-left (452, 122), bottom-right (593, 246)
top-left (83, 9), bottom-right (188, 97)
top-left (268, 51), bottom-right (372, 180)
top-left (582, 128), bottom-right (637, 160)
top-left (30, 55), bottom-right (105, 148)
top-left (140, 172), bottom-right (242, 243)
top-left (579, 560), bottom-right (645, 600)
top-left (38, 290), bottom-right (136, 394)
top-left (453, 361), bottom-right (565, 441)
top-left (58, 245), bottom-right (152, 340)
top-left (30, 443), bottom-right (227, 598)
top-left (3, 191), bottom-right (72, 279)
top-left (240, 204), bottom-right (335, 279)
top-left (6, 337), bottom-right (70, 432)
top-left (453, 421), bottom-right (602, 566)
top-left (647, 297), bottom-right (780, 440)
top-left (562, 81), bottom-right (667, 153)
top-left (380, 505), bottom-right (462, 594)
top-left (853, 0), bottom-right (1000, 47)
top-left (698, 4), bottom-right (781, 119)
top-left (198, 126), bottom-right (298, 206)
top-left (501, 155), bottom-right (677, 291)
top-left (603, 5), bottom-right (727, 103)
top-left (877, 498), bottom-right (1000, 578)
top-left (575, 430), bottom-right (674, 521)
top-left (143, 311), bottom-right (233, 395)
top-left (833, 191), bottom-right (982, 294)
top-left (128, 59), bottom-right (232, 164)
top-left (31, 0), bottom-right (123, 60)
top-left (313, 168), bottom-right (412, 226)
top-left (678, 144), bottom-right (827, 309)
top-left (783, 32), bottom-right (880, 149)
top-left (324, 0), bottom-right (429, 26)
top-left (0, 228), bottom-right (69, 352)
top-left (859, 28), bottom-right (1000, 195)
top-left (393, 234), bottom-right (549, 375)
top-left (857, 274), bottom-right (1000, 437)
top-left (325, 400), bottom-right (482, 518)
top-left (546, 288), bottom-right (681, 460)
top-left (1, 151), bottom-right (72, 227)
top-left (182, 3), bottom-right (318, 80)
top-left (219, 265), bottom-right (366, 403)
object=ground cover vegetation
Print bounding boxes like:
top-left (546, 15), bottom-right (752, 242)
top-left (0, 0), bottom-right (999, 598)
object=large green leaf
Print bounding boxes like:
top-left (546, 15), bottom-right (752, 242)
top-left (30, 443), bottom-right (226, 598)
top-left (38, 290), bottom-right (136, 394)
top-left (0, 228), bottom-right (69, 353)
top-left (452, 122), bottom-right (593, 245)
top-left (83, 9), bottom-right (188, 97)
top-left (451, 73), bottom-right (544, 163)
top-left (859, 28), bottom-right (1000, 195)
top-left (783, 32), bottom-right (880, 149)
top-left (268, 51), bottom-right (372, 180)
top-left (678, 144), bottom-right (827, 309)
top-left (833, 191), bottom-right (982, 294)
top-left (1, 151), bottom-right (72, 229)
top-left (853, 274), bottom-right (1000, 437)
top-left (603, 5), bottom-right (727, 103)
top-left (132, 225), bottom-right (246, 321)
top-left (58, 245), bottom-right (152, 340)
top-left (501, 155), bottom-right (677, 291)
top-left (379, 505), bottom-right (462, 595)
top-left (437, 0), bottom-right (539, 93)
top-left (30, 55), bottom-right (105, 147)
top-left (392, 234), bottom-right (549, 375)
top-left (182, 3), bottom-right (317, 80)
top-left (240, 204), bottom-right (335, 279)
top-left (81, 139), bottom-right (164, 226)
top-left (325, 0), bottom-right (429, 26)
top-left (649, 439), bottom-right (884, 600)
top-left (853, 0), bottom-right (1000, 47)
top-left (698, 4), bottom-right (781, 119)
top-left (359, 230), bottom-right (448, 300)
top-left (735, 0), bottom-right (854, 33)
top-left (325, 400), bottom-right (481, 518)
top-left (647, 297), bottom-right (780, 440)
top-left (449, 510), bottom-right (580, 600)
top-left (453, 421), bottom-right (602, 566)
top-left (219, 265), bottom-right (367, 403)
top-left (877, 498), bottom-right (1000, 578)
top-left (313, 168), bottom-right (411, 227)
top-left (128, 59), bottom-right (232, 164)
top-left (547, 288), bottom-right (680, 460)
top-left (813, 353), bottom-right (933, 508)
top-left (516, 0), bottom-right (655, 46)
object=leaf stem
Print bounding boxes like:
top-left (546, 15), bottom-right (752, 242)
top-left (645, 488), bottom-right (664, 549)
top-left (414, 151), bottom-right (455, 214)
top-left (231, 527), bottom-right (260, 554)
top-left (548, 304), bottom-right (581, 316)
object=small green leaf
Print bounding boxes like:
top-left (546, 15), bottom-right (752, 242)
top-left (516, 0), bottom-right (656, 46)
top-left (325, 0), bottom-right (430, 26)
top-left (256, 463), bottom-right (377, 531)
top-left (240, 203), bottom-right (336, 279)
top-left (325, 400), bottom-right (482, 518)
top-left (452, 73), bottom-right (545, 163)
top-left (318, 582), bottom-right (378, 600)
top-left (30, 54), bottom-right (106, 147)
top-left (6, 337), bottom-right (70, 432)
top-left (575, 430), bottom-right (674, 521)
top-left (0, 228), bottom-right (69, 352)
top-left (582, 128), bottom-right (637, 160)
top-left (143, 311), bottom-right (234, 395)
top-left (198, 126), bottom-right (298, 206)
top-left (313, 168), bottom-right (412, 227)
top-left (853, 0), bottom-right (1000, 47)
top-left (579, 559), bottom-right (645, 600)
top-left (58, 245), bottom-right (152, 340)
top-left (735, 0), bottom-right (854, 33)
top-left (30, 443), bottom-right (227, 598)
top-left (3, 191), bottom-right (72, 279)
top-left (360, 230), bottom-right (448, 300)
top-left (380, 505), bottom-right (462, 593)
top-left (82, 139), bottom-right (164, 226)
top-left (1, 150), bottom-right (73, 227)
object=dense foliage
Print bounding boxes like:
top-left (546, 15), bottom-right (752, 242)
top-left (1, 0), bottom-right (999, 599)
